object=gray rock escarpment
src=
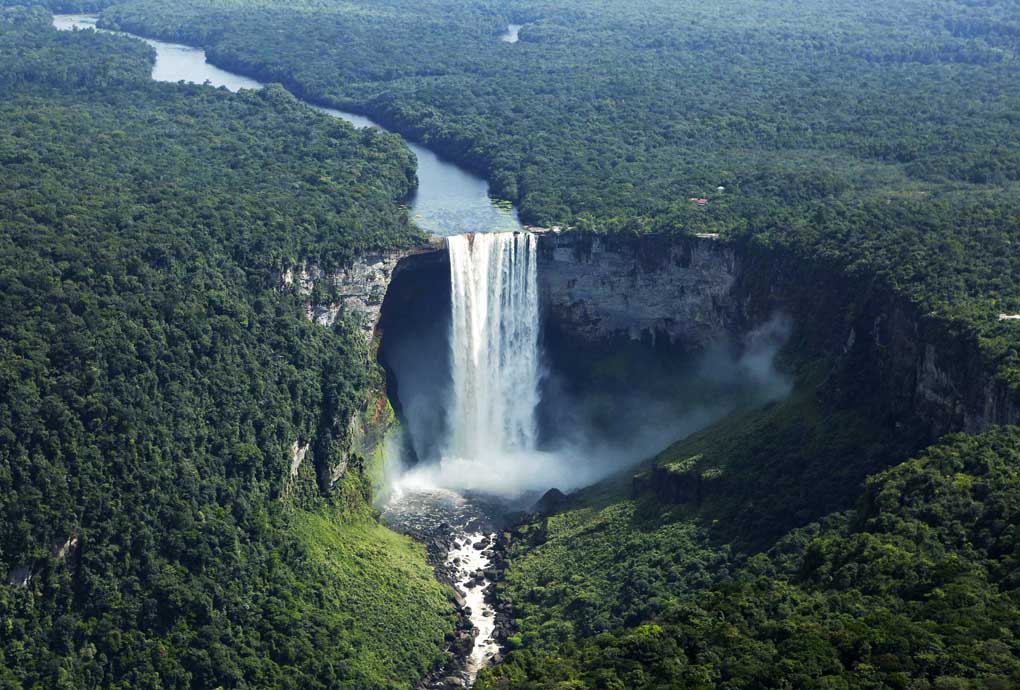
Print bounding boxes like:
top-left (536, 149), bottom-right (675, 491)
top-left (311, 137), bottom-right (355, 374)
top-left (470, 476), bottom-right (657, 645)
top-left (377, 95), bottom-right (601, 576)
top-left (281, 251), bottom-right (405, 341)
top-left (733, 244), bottom-right (1019, 437)
top-left (535, 230), bottom-right (1018, 438)
top-left (280, 254), bottom-right (400, 492)
top-left (535, 232), bottom-right (739, 350)
top-left (280, 241), bottom-right (445, 493)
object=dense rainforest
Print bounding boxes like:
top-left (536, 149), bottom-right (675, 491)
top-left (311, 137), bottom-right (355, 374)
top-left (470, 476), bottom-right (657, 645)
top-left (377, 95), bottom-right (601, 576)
top-left (476, 423), bottom-right (1020, 689)
top-left (2, 0), bottom-right (1020, 689)
top-left (44, 0), bottom-right (1020, 393)
top-left (0, 9), bottom-right (455, 689)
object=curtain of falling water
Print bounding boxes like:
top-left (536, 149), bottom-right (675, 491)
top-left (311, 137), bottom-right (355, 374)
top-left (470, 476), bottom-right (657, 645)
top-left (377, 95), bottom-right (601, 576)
top-left (446, 232), bottom-right (540, 461)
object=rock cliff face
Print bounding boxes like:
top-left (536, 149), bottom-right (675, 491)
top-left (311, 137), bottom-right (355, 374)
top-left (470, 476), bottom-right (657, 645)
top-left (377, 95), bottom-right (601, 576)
top-left (281, 251), bottom-right (407, 342)
top-left (534, 230), bottom-right (1018, 438)
top-left (313, 231), bottom-right (1015, 479)
top-left (535, 231), bottom-right (740, 350)
top-left (280, 243), bottom-right (444, 494)
top-left (734, 242), bottom-right (1019, 437)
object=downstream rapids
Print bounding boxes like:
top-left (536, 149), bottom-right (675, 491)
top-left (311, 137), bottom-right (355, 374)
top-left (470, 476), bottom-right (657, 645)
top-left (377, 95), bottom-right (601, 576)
top-left (380, 490), bottom-right (516, 686)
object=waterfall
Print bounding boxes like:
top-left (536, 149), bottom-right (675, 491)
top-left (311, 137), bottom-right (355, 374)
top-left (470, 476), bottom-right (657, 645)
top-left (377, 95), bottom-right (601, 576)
top-left (446, 232), bottom-right (541, 461)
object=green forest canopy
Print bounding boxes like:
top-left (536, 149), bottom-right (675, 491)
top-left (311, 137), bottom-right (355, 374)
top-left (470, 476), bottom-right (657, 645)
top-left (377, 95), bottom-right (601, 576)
top-left (476, 401), bottom-right (1020, 689)
top-left (0, 10), bottom-right (451, 689)
top-left (2, 1), bottom-right (1020, 688)
top-left (66, 0), bottom-right (1020, 396)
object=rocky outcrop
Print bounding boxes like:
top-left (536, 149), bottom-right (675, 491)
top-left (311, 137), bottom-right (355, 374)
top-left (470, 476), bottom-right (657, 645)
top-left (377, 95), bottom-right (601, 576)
top-left (290, 441), bottom-right (309, 477)
top-left (7, 531), bottom-right (79, 588)
top-left (633, 454), bottom-right (723, 505)
top-left (282, 252), bottom-right (404, 340)
top-left (280, 243), bottom-right (444, 493)
top-left (281, 238), bottom-right (446, 343)
top-left (531, 488), bottom-right (567, 515)
top-left (536, 232), bottom-right (739, 350)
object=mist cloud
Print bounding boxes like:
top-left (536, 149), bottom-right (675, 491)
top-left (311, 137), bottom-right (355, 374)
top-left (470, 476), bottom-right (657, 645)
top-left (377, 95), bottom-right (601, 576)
top-left (384, 313), bottom-right (793, 498)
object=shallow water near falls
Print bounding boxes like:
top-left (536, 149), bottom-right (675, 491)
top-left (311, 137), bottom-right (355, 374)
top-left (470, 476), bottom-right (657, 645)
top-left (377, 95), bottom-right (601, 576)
top-left (380, 487), bottom-right (516, 686)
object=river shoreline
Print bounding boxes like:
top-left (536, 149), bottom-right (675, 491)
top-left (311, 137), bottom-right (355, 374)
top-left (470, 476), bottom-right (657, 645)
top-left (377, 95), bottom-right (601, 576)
top-left (52, 13), bottom-right (522, 238)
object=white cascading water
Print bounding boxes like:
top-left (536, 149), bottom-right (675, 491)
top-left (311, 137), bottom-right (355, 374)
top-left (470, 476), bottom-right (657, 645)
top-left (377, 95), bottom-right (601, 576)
top-left (446, 232), bottom-right (541, 461)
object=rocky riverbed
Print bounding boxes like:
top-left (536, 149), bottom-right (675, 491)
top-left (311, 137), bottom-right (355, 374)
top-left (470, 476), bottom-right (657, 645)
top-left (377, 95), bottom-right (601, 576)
top-left (381, 488), bottom-right (522, 688)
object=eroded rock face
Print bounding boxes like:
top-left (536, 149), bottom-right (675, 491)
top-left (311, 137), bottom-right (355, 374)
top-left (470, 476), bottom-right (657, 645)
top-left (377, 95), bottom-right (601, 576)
top-left (280, 244), bottom-right (443, 493)
top-left (290, 441), bottom-right (309, 478)
top-left (535, 230), bottom-right (1017, 438)
top-left (281, 251), bottom-right (407, 341)
top-left (536, 232), bottom-right (739, 350)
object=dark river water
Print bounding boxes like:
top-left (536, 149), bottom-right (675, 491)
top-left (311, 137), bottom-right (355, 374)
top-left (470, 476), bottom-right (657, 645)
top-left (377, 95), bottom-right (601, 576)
top-left (52, 14), bottom-right (522, 238)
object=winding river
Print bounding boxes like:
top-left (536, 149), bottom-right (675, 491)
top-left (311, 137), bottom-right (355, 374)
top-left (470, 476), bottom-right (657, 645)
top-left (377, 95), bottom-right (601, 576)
top-left (53, 14), bottom-right (521, 238)
top-left (54, 13), bottom-right (520, 687)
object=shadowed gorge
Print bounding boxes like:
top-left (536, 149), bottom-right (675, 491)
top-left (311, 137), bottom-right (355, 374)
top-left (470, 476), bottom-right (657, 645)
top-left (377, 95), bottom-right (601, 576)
top-left (376, 233), bottom-right (796, 497)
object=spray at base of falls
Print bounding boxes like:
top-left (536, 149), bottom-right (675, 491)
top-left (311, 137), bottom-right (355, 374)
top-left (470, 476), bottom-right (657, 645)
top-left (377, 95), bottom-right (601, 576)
top-left (399, 231), bottom-right (551, 494)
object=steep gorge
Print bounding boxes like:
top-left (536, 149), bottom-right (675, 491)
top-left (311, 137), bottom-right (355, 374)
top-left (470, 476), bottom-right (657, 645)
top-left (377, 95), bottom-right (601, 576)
top-left (365, 230), bottom-right (1018, 456)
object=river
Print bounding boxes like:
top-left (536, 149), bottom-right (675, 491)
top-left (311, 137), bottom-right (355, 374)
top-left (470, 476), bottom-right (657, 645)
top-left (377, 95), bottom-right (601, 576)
top-left (52, 14), bottom-right (522, 239)
top-left (53, 13), bottom-right (522, 687)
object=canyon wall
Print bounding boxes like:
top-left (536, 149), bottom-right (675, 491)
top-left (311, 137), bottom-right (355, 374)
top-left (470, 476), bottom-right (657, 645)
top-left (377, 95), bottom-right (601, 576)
top-left (282, 250), bottom-right (409, 341)
top-left (535, 231), bottom-right (742, 350)
top-left (290, 229), bottom-right (1018, 491)
top-left (535, 230), bottom-right (1018, 438)
top-left (279, 243), bottom-right (444, 494)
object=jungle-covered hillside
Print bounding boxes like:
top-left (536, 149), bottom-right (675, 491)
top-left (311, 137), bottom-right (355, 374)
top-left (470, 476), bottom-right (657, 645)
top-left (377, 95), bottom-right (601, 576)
top-left (0, 9), bottom-right (453, 689)
top-left (2, 1), bottom-right (1020, 688)
top-left (477, 400), bottom-right (1020, 689)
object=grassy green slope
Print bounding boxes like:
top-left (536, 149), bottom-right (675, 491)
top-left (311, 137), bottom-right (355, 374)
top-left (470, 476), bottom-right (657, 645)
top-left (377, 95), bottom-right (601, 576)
top-left (289, 512), bottom-right (456, 689)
